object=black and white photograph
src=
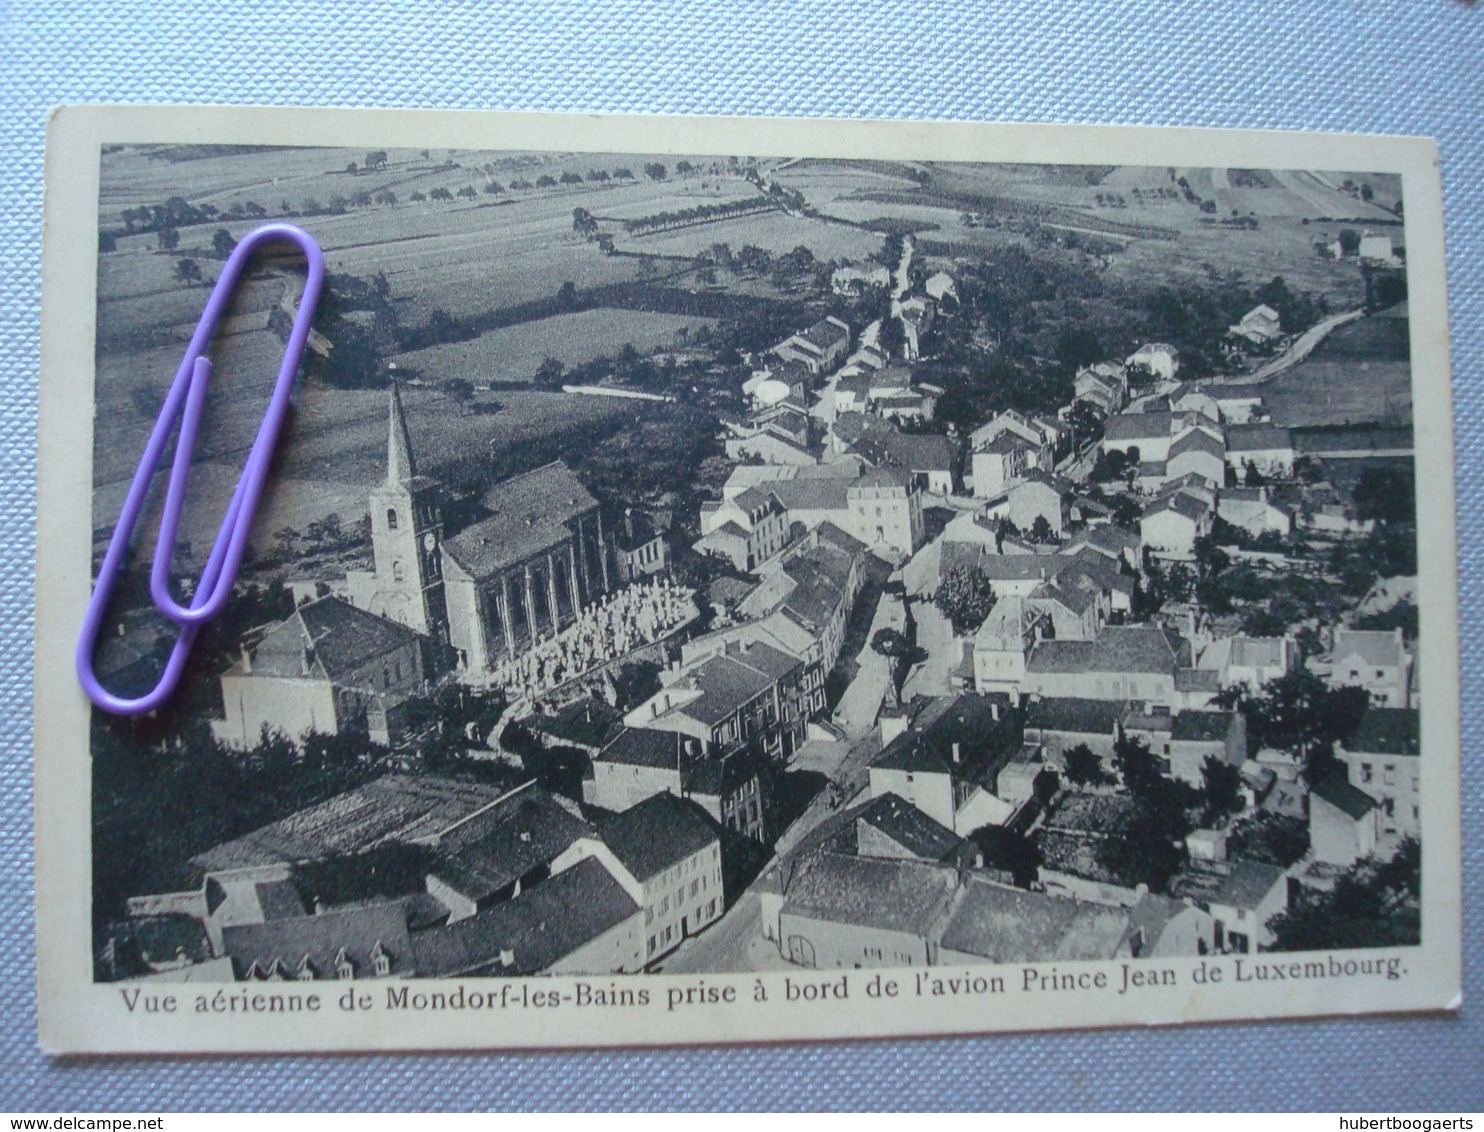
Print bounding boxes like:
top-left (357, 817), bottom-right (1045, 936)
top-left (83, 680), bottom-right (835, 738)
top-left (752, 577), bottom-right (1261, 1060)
top-left (34, 108), bottom-right (1460, 1052)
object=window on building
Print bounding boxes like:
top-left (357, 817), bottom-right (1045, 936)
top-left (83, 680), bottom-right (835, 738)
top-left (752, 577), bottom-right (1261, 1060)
top-left (387, 508), bottom-right (398, 530)
top-left (1384, 764), bottom-right (1397, 785)
top-left (392, 560), bottom-right (405, 582)
top-left (1360, 762), bottom-right (1374, 784)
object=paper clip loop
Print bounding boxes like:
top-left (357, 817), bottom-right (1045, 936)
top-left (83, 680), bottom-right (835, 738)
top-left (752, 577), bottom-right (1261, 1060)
top-left (76, 223), bottom-right (326, 715)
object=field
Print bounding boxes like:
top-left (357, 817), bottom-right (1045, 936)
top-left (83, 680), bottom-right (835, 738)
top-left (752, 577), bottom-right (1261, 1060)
top-left (616, 209), bottom-right (882, 262)
top-left (93, 378), bottom-right (634, 559)
top-left (1255, 310), bottom-right (1413, 430)
top-left (390, 307), bottom-right (715, 385)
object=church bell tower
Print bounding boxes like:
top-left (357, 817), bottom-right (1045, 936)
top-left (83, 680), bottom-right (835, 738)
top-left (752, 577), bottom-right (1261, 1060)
top-left (367, 381), bottom-right (449, 641)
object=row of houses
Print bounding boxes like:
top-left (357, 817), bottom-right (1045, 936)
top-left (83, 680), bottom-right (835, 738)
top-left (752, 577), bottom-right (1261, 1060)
top-left (108, 776), bottom-right (729, 983)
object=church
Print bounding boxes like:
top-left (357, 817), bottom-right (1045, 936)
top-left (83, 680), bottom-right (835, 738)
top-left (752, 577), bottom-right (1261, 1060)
top-left (345, 383), bottom-right (614, 680)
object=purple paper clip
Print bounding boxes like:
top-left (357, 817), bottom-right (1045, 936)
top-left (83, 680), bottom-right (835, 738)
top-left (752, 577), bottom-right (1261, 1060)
top-left (76, 223), bottom-right (325, 715)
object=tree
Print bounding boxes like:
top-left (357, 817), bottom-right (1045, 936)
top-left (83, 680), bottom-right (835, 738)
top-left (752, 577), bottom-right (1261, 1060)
top-left (1268, 838), bottom-right (1420, 951)
top-left (174, 258), bottom-right (202, 284)
top-left (643, 162), bottom-right (668, 181)
top-left (1063, 743), bottom-right (1107, 787)
top-left (211, 228), bottom-right (237, 260)
top-left (1219, 668), bottom-right (1369, 782)
top-left (969, 825), bottom-right (1042, 888)
top-left (364, 150), bottom-right (388, 171)
top-left (536, 174), bottom-right (557, 188)
top-left (1227, 812), bottom-right (1309, 868)
top-left (557, 280), bottom-right (580, 311)
top-left (560, 171), bottom-right (583, 185)
top-left (1338, 228), bottom-right (1362, 257)
top-left (1200, 755), bottom-right (1243, 826)
top-left (156, 226), bottom-right (180, 252)
top-left (572, 208), bottom-right (598, 239)
top-left (533, 356), bottom-right (566, 387)
top-left (934, 563), bottom-right (997, 636)
top-left (870, 627), bottom-right (914, 661)
top-left (1028, 515), bottom-right (1056, 545)
top-left (456, 185), bottom-right (477, 199)
top-left (1055, 326), bottom-right (1103, 374)
top-left (484, 181), bottom-right (504, 195)
top-left (429, 187), bottom-right (454, 202)
top-left (441, 378), bottom-right (475, 408)
top-left (1353, 466), bottom-right (1416, 525)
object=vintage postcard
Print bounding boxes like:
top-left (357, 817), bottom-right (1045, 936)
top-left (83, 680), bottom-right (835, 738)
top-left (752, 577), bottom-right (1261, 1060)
top-left (36, 106), bottom-right (1461, 1053)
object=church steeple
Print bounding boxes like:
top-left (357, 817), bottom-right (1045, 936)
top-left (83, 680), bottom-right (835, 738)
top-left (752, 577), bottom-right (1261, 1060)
top-left (362, 379), bottom-right (449, 643)
top-left (386, 379), bottom-right (417, 485)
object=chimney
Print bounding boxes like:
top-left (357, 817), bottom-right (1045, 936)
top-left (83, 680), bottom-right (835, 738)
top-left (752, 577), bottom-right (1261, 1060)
top-left (952, 742), bottom-right (961, 764)
top-left (241, 646), bottom-right (253, 675)
top-left (300, 648), bottom-right (312, 676)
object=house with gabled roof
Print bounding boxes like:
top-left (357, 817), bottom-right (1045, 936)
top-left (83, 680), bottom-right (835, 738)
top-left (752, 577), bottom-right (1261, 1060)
top-left (1228, 303), bottom-right (1283, 346)
top-left (1335, 706), bottom-right (1420, 839)
top-left (1166, 427), bottom-right (1227, 488)
top-left (214, 596), bottom-right (432, 750)
top-left (1218, 486), bottom-right (1294, 538)
top-left (1125, 342), bottom-right (1180, 382)
top-left (223, 899), bottom-right (417, 981)
top-left (625, 638), bottom-right (818, 761)
top-left (1226, 424), bottom-right (1295, 481)
top-left (867, 693), bottom-right (1026, 835)
top-left (551, 792), bottom-right (724, 965)
top-left (1168, 859), bottom-right (1288, 953)
top-left (423, 781), bottom-right (593, 921)
top-left (1197, 634), bottom-right (1298, 690)
top-left (774, 315), bottom-right (851, 375)
top-left (1309, 772), bottom-right (1381, 866)
top-left (697, 487), bottom-right (790, 573)
top-left (410, 855), bottom-right (645, 977)
top-left (1315, 627), bottom-right (1414, 708)
top-left (583, 725), bottom-right (770, 843)
top-left (1141, 490), bottom-right (1213, 561)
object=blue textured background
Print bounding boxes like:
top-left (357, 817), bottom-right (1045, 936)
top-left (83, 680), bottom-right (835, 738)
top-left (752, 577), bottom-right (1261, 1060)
top-left (3, 0), bottom-right (1481, 1111)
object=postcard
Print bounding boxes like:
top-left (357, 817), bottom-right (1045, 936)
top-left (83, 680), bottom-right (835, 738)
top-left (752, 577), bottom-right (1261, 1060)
top-left (35, 105), bottom-right (1460, 1053)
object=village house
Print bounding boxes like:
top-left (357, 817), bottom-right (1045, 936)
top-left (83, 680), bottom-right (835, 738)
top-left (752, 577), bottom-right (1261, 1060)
top-left (847, 466), bottom-right (925, 560)
top-left (832, 793), bottom-right (982, 868)
top-left (1125, 342), bottom-right (1181, 382)
top-left (410, 855), bottom-right (645, 977)
top-left (867, 693), bottom-right (1030, 835)
top-left (213, 596), bottom-right (433, 750)
top-left (1168, 859), bottom-right (1288, 953)
top-left (584, 726), bottom-right (769, 843)
top-left (1060, 524), bottom-right (1142, 571)
top-left (773, 315), bottom-right (851, 375)
top-left (1197, 634), bottom-right (1299, 690)
top-left (1171, 390), bottom-right (1220, 422)
top-left (423, 781), bottom-right (593, 921)
top-left (1141, 491), bottom-right (1213, 561)
top-left (1012, 623), bottom-right (1204, 709)
top-left (1228, 303), bottom-right (1283, 348)
top-left (970, 410), bottom-right (1056, 468)
top-left (1218, 486), bottom-right (1294, 538)
top-left (625, 638), bottom-right (820, 762)
top-left (1335, 706), bottom-right (1420, 839)
top-left (1309, 772), bottom-right (1382, 867)
top-left (1216, 395), bottom-right (1267, 424)
top-left (896, 296), bottom-right (934, 360)
top-left (971, 431), bottom-right (1037, 499)
top-left (767, 852), bottom-right (959, 969)
top-left (833, 414), bottom-right (957, 494)
top-left (1315, 627), bottom-right (1414, 707)
top-left (1225, 424), bottom-right (1296, 481)
top-left (924, 271), bottom-right (958, 303)
top-left (723, 403), bottom-right (818, 467)
top-left (1074, 363), bottom-right (1127, 416)
top-left (1165, 428), bottom-right (1227, 488)
top-left (1006, 470), bottom-right (1072, 538)
top-left (552, 792), bottom-right (724, 966)
top-left (1023, 697), bottom-right (1123, 765)
top-left (936, 873), bottom-right (1140, 965)
top-left (1298, 480), bottom-right (1375, 535)
top-left (696, 487), bottom-right (789, 573)
top-left (1164, 711), bottom-right (1248, 788)
top-left (831, 264), bottom-right (891, 295)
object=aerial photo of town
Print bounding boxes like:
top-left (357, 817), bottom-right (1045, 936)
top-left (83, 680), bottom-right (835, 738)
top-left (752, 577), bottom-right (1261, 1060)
top-left (88, 145), bottom-right (1421, 984)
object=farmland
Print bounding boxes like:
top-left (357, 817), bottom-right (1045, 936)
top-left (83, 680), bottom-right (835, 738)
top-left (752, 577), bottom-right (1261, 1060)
top-left (1254, 308), bottom-right (1413, 429)
top-left (390, 307), bottom-right (714, 385)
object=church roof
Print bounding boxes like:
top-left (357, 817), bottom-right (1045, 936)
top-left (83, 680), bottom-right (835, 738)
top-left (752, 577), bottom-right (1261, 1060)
top-left (445, 462), bottom-right (598, 579)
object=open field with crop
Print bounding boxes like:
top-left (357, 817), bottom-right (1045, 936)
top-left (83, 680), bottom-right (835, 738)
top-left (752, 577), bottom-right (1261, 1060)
top-left (391, 307), bottom-right (714, 384)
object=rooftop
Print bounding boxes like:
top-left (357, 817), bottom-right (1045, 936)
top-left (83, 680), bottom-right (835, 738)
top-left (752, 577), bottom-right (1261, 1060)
top-left (1344, 707), bottom-right (1420, 756)
top-left (938, 875), bottom-right (1130, 962)
top-left (230, 597), bottom-right (423, 684)
top-left (1312, 772), bottom-right (1380, 821)
top-left (191, 775), bottom-right (513, 873)
top-left (445, 462), bottom-right (598, 580)
top-left (430, 783), bottom-right (592, 904)
top-left (411, 857), bottom-right (639, 977)
top-left (780, 852), bottom-right (959, 937)
top-left (599, 793), bottom-right (719, 883)
top-left (1024, 697), bottom-right (1123, 736)
top-left (1168, 859), bottom-right (1286, 911)
top-left (222, 899), bottom-right (415, 980)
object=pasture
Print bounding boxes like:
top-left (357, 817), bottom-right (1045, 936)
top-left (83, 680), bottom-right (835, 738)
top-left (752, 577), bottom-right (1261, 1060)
top-left (391, 307), bottom-right (714, 385)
